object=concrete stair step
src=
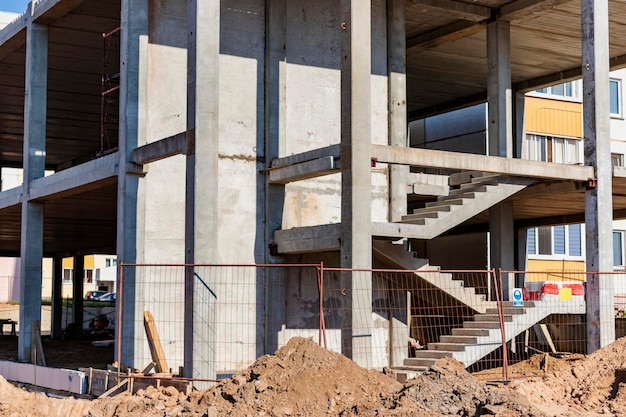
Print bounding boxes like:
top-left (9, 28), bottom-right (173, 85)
top-left (473, 314), bottom-right (513, 322)
top-left (401, 211), bottom-right (440, 221)
top-left (403, 357), bottom-right (441, 367)
top-left (405, 350), bottom-right (453, 359)
top-left (412, 205), bottom-right (452, 214)
top-left (456, 184), bottom-right (489, 193)
top-left (440, 335), bottom-right (478, 344)
top-left (399, 217), bottom-right (427, 225)
top-left (463, 321), bottom-right (502, 329)
top-left (486, 307), bottom-right (525, 315)
top-left (428, 342), bottom-right (467, 352)
top-left (390, 366), bottom-right (428, 382)
top-left (426, 198), bottom-right (463, 207)
top-left (451, 328), bottom-right (491, 337)
top-left (469, 176), bottom-right (500, 185)
top-left (501, 301), bottom-right (535, 308)
top-left (438, 192), bottom-right (475, 202)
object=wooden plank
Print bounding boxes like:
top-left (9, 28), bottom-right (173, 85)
top-left (143, 311), bottom-right (169, 373)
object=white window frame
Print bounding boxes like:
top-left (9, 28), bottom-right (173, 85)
top-left (525, 133), bottom-right (582, 164)
top-left (527, 225), bottom-right (585, 260)
top-left (610, 78), bottom-right (623, 119)
top-left (529, 80), bottom-right (582, 101)
top-left (614, 230), bottom-right (625, 269)
top-left (612, 153), bottom-right (624, 167)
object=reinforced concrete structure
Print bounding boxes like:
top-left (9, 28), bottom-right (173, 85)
top-left (0, 0), bottom-right (625, 376)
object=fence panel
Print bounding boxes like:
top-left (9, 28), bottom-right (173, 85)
top-left (119, 264), bottom-right (626, 380)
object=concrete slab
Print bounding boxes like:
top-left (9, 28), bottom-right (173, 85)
top-left (0, 360), bottom-right (85, 394)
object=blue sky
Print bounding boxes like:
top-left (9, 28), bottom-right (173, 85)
top-left (1, 0), bottom-right (30, 13)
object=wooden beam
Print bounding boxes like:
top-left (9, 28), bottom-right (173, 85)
top-left (143, 311), bottom-right (169, 374)
top-left (409, 0), bottom-right (491, 22)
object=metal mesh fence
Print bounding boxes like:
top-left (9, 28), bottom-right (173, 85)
top-left (117, 264), bottom-right (626, 382)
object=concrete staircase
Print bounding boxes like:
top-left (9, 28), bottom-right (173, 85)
top-left (399, 174), bottom-right (533, 239)
top-left (373, 240), bottom-right (491, 314)
top-left (402, 299), bottom-right (585, 373)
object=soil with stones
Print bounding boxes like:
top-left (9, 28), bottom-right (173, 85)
top-left (0, 336), bottom-right (626, 416)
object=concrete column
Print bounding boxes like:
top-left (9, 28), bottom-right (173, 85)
top-left (340, 0), bottom-right (373, 367)
top-left (185, 0), bottom-right (220, 380)
top-left (516, 228), bottom-right (528, 281)
top-left (72, 256), bottom-right (85, 337)
top-left (514, 91), bottom-right (526, 159)
top-left (582, 0), bottom-right (614, 352)
top-left (489, 201), bottom-right (515, 298)
top-left (50, 257), bottom-right (63, 338)
top-left (264, 0), bottom-right (287, 354)
top-left (18, 21), bottom-right (47, 363)
top-left (387, 0), bottom-right (408, 222)
top-left (487, 19), bottom-right (513, 158)
top-left (117, 0), bottom-right (148, 367)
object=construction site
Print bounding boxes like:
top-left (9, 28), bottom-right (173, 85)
top-left (1, 0), bottom-right (626, 414)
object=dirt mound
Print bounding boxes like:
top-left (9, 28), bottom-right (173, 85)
top-left (512, 335), bottom-right (626, 416)
top-left (395, 357), bottom-right (546, 417)
top-left (9, 335), bottom-right (626, 416)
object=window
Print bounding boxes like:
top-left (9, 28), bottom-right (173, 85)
top-left (614, 231), bottom-right (624, 267)
top-left (526, 134), bottom-right (581, 164)
top-left (84, 269), bottom-right (93, 283)
top-left (63, 268), bottom-right (73, 283)
top-left (612, 153), bottom-right (624, 167)
top-left (105, 258), bottom-right (117, 268)
top-left (527, 224), bottom-right (583, 257)
top-left (610, 79), bottom-right (622, 118)
top-left (535, 81), bottom-right (580, 99)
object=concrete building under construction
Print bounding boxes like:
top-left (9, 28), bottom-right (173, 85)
top-left (0, 0), bottom-right (625, 379)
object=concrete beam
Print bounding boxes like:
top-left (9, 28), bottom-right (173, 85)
top-left (409, 0), bottom-right (491, 22)
top-left (29, 152), bottom-right (118, 200)
top-left (0, 187), bottom-right (22, 210)
top-left (32, 0), bottom-right (87, 23)
top-left (268, 156), bottom-right (337, 184)
top-left (274, 224), bottom-right (341, 254)
top-left (500, 0), bottom-right (573, 21)
top-left (131, 132), bottom-right (187, 165)
top-left (371, 144), bottom-right (594, 180)
top-left (407, 20), bottom-right (485, 52)
top-left (270, 144), bottom-right (341, 168)
top-left (372, 222), bottom-right (429, 239)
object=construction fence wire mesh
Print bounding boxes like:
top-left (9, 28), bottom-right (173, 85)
top-left (117, 264), bottom-right (626, 380)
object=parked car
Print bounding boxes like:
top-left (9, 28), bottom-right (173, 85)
top-left (96, 292), bottom-right (116, 302)
top-left (84, 290), bottom-right (107, 300)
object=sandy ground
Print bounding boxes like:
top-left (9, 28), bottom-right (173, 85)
top-left (0, 335), bottom-right (622, 416)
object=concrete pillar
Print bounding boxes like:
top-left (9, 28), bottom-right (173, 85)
top-left (340, 0), bottom-right (373, 367)
top-left (18, 21), bottom-right (47, 363)
top-left (72, 256), bottom-right (85, 338)
top-left (264, 0), bottom-right (287, 355)
top-left (117, 0), bottom-right (148, 367)
top-left (387, 0), bottom-right (408, 222)
top-left (489, 201), bottom-right (515, 298)
top-left (514, 91), bottom-right (526, 159)
top-left (185, 0), bottom-right (220, 380)
top-left (487, 18), bottom-right (515, 289)
top-left (487, 18), bottom-right (513, 158)
top-left (50, 257), bottom-right (63, 338)
top-left (516, 228), bottom-right (528, 283)
top-left (582, 0), bottom-right (614, 352)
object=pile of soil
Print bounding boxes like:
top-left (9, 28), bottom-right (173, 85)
top-left (3, 336), bottom-right (626, 416)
